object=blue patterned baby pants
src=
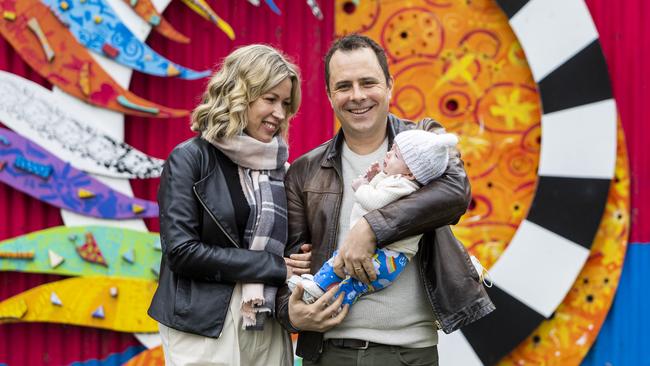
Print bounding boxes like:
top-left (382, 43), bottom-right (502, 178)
top-left (312, 248), bottom-right (410, 306)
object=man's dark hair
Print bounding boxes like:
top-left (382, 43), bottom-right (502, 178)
top-left (324, 34), bottom-right (391, 93)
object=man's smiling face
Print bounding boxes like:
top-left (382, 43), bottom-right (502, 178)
top-left (327, 47), bottom-right (393, 139)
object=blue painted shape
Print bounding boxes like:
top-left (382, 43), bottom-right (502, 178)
top-left (582, 243), bottom-right (650, 366)
top-left (148, 15), bottom-right (160, 26)
top-left (122, 248), bottom-right (135, 264)
top-left (42, 0), bottom-right (210, 80)
top-left (264, 0), bottom-right (281, 14)
top-left (116, 95), bottom-right (159, 114)
top-left (91, 305), bottom-right (105, 319)
top-left (13, 155), bottom-right (53, 179)
top-left (68, 345), bottom-right (146, 366)
top-left (0, 135), bottom-right (9, 145)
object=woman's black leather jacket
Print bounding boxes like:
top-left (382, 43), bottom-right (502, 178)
top-left (148, 137), bottom-right (287, 338)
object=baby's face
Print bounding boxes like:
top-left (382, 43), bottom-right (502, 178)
top-left (383, 144), bottom-right (414, 179)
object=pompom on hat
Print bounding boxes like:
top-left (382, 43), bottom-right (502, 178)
top-left (394, 130), bottom-right (459, 185)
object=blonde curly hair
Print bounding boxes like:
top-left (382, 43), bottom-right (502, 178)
top-left (191, 44), bottom-right (301, 141)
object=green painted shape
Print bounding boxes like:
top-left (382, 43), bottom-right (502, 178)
top-left (0, 226), bottom-right (161, 280)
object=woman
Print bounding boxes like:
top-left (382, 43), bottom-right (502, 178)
top-left (148, 44), bottom-right (309, 366)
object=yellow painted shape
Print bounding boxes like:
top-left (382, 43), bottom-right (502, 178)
top-left (131, 204), bottom-right (145, 214)
top-left (179, 0), bottom-right (235, 40)
top-left (0, 251), bottom-right (35, 259)
top-left (78, 62), bottom-right (91, 96)
top-left (3, 11), bottom-right (17, 21)
top-left (77, 188), bottom-right (95, 199)
top-left (0, 299), bottom-right (27, 319)
top-left (93, 15), bottom-right (102, 24)
top-left (167, 64), bottom-right (180, 77)
top-left (59, 1), bottom-right (69, 10)
top-left (0, 277), bottom-right (158, 332)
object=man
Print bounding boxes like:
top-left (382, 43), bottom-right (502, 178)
top-left (276, 34), bottom-right (494, 365)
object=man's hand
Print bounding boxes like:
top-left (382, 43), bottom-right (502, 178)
top-left (333, 218), bottom-right (377, 284)
top-left (288, 283), bottom-right (349, 332)
top-left (285, 243), bottom-right (312, 277)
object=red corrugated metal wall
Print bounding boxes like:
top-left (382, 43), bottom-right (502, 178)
top-left (585, 0), bottom-right (649, 243)
top-left (0, 0), bottom-right (333, 364)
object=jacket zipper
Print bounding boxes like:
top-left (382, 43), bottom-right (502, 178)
top-left (417, 255), bottom-right (442, 330)
top-left (328, 160), bottom-right (344, 259)
top-left (192, 185), bottom-right (240, 249)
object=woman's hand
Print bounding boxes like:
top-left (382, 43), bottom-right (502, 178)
top-left (288, 283), bottom-right (349, 332)
top-left (285, 243), bottom-right (312, 279)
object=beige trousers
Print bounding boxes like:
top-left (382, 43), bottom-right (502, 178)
top-left (159, 283), bottom-right (292, 366)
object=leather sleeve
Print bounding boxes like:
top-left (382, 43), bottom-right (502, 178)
top-left (275, 161), bottom-right (309, 332)
top-left (158, 145), bottom-right (287, 286)
top-left (364, 119), bottom-right (472, 247)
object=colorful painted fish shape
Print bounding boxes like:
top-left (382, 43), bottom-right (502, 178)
top-left (42, 0), bottom-right (210, 79)
top-left (0, 127), bottom-right (158, 219)
top-left (0, 276), bottom-right (157, 333)
top-left (0, 0), bottom-right (188, 117)
top-left (121, 0), bottom-right (190, 43)
top-left (0, 225), bottom-right (161, 280)
top-left (0, 71), bottom-right (164, 179)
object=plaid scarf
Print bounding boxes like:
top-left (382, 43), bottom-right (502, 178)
top-left (206, 133), bottom-right (288, 330)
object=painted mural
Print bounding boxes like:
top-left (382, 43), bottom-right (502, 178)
top-left (335, 0), bottom-right (628, 364)
top-left (0, 0), bottom-right (640, 364)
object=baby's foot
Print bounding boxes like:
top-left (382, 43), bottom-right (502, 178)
top-left (287, 275), bottom-right (302, 293)
top-left (300, 274), bottom-right (325, 304)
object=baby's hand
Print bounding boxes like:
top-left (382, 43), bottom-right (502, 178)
top-left (351, 176), bottom-right (368, 191)
top-left (366, 162), bottom-right (381, 181)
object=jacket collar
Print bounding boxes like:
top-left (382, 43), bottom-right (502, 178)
top-left (321, 113), bottom-right (401, 168)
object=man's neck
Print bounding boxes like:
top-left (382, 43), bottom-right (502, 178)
top-left (343, 128), bottom-right (387, 155)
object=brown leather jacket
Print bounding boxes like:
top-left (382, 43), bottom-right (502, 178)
top-left (275, 114), bottom-right (495, 361)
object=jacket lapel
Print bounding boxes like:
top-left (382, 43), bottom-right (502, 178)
top-left (193, 166), bottom-right (241, 248)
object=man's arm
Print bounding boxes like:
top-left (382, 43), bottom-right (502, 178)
top-left (365, 118), bottom-right (471, 247)
top-left (334, 118), bottom-right (471, 282)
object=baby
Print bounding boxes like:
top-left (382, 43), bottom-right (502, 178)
top-left (288, 129), bottom-right (487, 306)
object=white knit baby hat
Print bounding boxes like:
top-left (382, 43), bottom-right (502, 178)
top-left (394, 130), bottom-right (459, 185)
